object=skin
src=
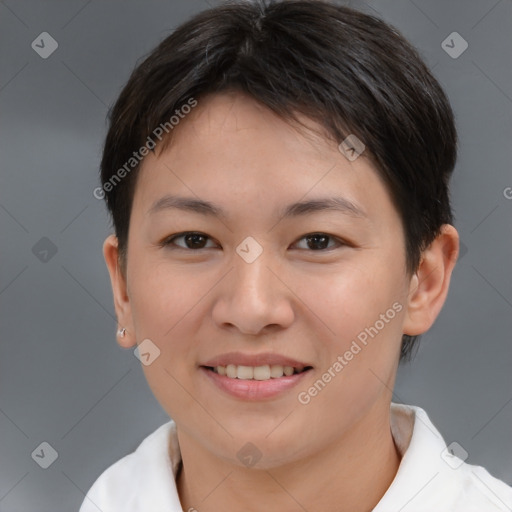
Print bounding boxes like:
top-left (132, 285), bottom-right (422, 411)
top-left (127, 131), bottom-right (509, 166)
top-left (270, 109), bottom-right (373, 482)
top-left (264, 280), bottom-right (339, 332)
top-left (104, 92), bottom-right (459, 512)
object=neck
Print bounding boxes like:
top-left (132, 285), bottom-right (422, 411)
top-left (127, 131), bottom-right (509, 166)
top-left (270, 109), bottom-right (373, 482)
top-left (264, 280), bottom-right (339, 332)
top-left (176, 403), bottom-right (400, 512)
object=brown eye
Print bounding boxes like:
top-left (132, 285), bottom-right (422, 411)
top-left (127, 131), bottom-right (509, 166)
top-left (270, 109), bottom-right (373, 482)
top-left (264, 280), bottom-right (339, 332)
top-left (163, 232), bottom-right (217, 250)
top-left (294, 233), bottom-right (343, 251)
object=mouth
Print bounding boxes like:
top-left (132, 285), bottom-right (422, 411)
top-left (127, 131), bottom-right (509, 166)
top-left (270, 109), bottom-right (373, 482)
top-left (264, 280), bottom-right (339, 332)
top-left (203, 364), bottom-right (313, 381)
top-left (199, 352), bottom-right (314, 400)
top-left (199, 354), bottom-right (313, 400)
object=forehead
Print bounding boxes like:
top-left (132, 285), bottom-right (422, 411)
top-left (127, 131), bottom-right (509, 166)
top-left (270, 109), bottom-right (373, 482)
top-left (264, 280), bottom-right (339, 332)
top-left (162, 92), bottom-right (336, 162)
top-left (132, 92), bottom-right (396, 226)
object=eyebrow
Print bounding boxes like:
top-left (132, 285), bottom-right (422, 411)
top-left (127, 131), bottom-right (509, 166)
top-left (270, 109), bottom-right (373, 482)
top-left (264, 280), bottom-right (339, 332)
top-left (148, 194), bottom-right (367, 220)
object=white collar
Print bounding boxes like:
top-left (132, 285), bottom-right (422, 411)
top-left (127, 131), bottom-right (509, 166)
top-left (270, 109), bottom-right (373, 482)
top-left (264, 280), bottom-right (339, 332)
top-left (80, 403), bottom-right (512, 511)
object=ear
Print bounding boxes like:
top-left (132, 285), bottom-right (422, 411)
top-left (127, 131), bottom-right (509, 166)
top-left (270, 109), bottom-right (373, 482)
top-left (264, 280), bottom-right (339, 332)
top-left (403, 224), bottom-right (459, 336)
top-left (103, 234), bottom-right (136, 348)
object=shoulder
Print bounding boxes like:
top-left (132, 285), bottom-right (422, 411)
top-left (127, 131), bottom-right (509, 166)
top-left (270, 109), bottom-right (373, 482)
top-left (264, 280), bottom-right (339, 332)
top-left (375, 404), bottom-right (512, 512)
top-left (79, 421), bottom-right (181, 512)
top-left (454, 463), bottom-right (512, 511)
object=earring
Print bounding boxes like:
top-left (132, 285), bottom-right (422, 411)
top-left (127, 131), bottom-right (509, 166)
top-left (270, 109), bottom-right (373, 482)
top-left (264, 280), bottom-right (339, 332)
top-left (117, 327), bottom-right (126, 338)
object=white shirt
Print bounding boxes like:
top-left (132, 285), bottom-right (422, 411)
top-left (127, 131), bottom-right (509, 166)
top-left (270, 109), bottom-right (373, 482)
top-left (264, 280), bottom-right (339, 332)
top-left (80, 404), bottom-right (512, 511)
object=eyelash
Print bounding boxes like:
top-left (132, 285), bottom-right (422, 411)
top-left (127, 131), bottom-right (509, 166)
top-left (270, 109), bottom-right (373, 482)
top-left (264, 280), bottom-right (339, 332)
top-left (160, 231), bottom-right (346, 252)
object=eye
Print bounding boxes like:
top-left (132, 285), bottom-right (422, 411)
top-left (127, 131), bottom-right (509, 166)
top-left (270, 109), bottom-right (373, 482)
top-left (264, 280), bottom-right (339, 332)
top-left (293, 233), bottom-right (345, 251)
top-left (161, 231), bottom-right (218, 250)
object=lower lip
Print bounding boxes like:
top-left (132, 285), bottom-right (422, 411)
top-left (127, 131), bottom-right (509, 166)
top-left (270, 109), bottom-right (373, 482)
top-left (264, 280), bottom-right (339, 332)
top-left (200, 366), bottom-right (311, 400)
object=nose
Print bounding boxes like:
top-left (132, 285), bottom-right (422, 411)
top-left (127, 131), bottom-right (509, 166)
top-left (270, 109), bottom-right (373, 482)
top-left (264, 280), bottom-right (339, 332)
top-left (211, 249), bottom-right (295, 336)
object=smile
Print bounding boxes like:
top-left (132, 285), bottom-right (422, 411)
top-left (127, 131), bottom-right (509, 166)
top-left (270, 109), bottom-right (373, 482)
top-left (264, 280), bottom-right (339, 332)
top-left (206, 364), bottom-right (311, 380)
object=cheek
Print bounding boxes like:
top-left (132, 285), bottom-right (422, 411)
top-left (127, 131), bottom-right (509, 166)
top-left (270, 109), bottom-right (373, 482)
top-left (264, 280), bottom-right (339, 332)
top-left (127, 262), bottom-right (208, 418)
top-left (300, 260), bottom-right (401, 338)
top-left (129, 258), bottom-right (203, 335)
top-left (294, 264), bottom-right (404, 429)
top-left (128, 261), bottom-right (207, 383)
top-left (301, 254), bottom-right (406, 382)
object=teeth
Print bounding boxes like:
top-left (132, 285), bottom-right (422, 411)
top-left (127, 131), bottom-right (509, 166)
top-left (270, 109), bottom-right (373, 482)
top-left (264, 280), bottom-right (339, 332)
top-left (237, 365), bottom-right (253, 379)
top-left (270, 365), bottom-right (284, 378)
top-left (226, 364), bottom-right (237, 378)
top-left (284, 366), bottom-right (294, 376)
top-left (253, 365), bottom-right (271, 380)
top-left (213, 364), bottom-right (303, 380)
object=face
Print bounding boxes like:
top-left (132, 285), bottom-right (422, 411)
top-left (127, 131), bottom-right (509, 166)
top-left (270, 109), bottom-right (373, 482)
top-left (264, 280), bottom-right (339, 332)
top-left (107, 92), bottom-right (417, 468)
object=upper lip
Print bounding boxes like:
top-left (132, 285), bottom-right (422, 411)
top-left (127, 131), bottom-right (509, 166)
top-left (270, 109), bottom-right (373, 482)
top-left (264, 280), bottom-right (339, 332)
top-left (201, 352), bottom-right (312, 369)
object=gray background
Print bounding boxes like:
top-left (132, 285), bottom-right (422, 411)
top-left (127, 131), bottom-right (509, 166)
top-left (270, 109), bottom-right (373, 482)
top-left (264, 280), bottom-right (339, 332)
top-left (1, 0), bottom-right (511, 510)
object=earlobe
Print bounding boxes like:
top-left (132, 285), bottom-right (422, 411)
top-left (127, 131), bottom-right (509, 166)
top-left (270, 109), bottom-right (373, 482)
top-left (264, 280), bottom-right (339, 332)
top-left (103, 235), bottom-right (137, 348)
top-left (402, 224), bottom-right (459, 336)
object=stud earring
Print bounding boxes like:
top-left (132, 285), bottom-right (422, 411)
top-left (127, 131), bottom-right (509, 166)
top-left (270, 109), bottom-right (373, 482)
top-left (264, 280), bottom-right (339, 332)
top-left (117, 327), bottom-right (126, 338)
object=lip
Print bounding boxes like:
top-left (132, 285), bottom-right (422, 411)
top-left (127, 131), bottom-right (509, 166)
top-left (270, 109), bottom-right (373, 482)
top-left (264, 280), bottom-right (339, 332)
top-left (201, 352), bottom-right (310, 368)
top-left (200, 366), bottom-right (312, 400)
